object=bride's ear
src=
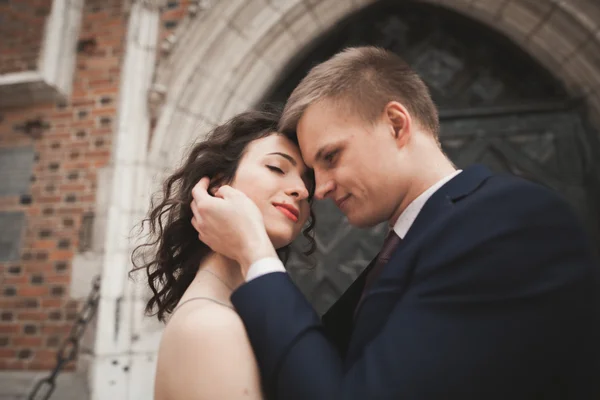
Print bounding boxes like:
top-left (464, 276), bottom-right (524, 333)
top-left (208, 173), bottom-right (226, 196)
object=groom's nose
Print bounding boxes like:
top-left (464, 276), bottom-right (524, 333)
top-left (314, 177), bottom-right (335, 200)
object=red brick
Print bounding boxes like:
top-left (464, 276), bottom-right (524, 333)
top-left (45, 275), bottom-right (72, 284)
top-left (88, 78), bottom-right (114, 87)
top-left (41, 299), bottom-right (62, 308)
top-left (49, 250), bottom-right (73, 261)
top-left (62, 161), bottom-right (91, 170)
top-left (53, 111), bottom-right (76, 119)
top-left (58, 184), bottom-right (87, 192)
top-left (0, 359), bottom-right (26, 369)
top-left (32, 240), bottom-right (56, 249)
top-left (3, 275), bottom-right (28, 284)
top-left (91, 107), bottom-right (117, 116)
top-left (27, 206), bottom-right (42, 216)
top-left (48, 132), bottom-right (72, 140)
top-left (13, 337), bottom-right (43, 347)
top-left (92, 86), bottom-right (119, 95)
top-left (17, 312), bottom-right (47, 321)
top-left (79, 194), bottom-right (96, 202)
top-left (71, 120), bottom-right (96, 129)
top-left (37, 196), bottom-right (62, 203)
top-left (28, 359), bottom-right (57, 370)
top-left (41, 325), bottom-right (70, 335)
top-left (0, 325), bottom-right (19, 334)
top-left (72, 98), bottom-right (96, 107)
top-left (19, 286), bottom-right (49, 297)
top-left (34, 349), bottom-right (58, 361)
top-left (56, 207), bottom-right (84, 215)
top-left (0, 349), bottom-right (16, 358)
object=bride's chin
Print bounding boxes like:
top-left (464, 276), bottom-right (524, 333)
top-left (265, 229), bottom-right (295, 250)
top-left (265, 215), bottom-right (303, 248)
top-left (269, 236), bottom-right (293, 250)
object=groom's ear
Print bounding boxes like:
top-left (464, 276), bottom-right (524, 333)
top-left (384, 101), bottom-right (411, 147)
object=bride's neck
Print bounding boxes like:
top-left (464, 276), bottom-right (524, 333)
top-left (196, 252), bottom-right (245, 292)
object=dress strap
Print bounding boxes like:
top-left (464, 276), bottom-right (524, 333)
top-left (171, 296), bottom-right (235, 316)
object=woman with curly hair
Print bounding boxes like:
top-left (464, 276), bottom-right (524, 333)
top-left (132, 110), bottom-right (315, 399)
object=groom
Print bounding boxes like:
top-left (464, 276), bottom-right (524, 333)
top-left (191, 47), bottom-right (600, 399)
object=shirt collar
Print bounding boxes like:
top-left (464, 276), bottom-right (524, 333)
top-left (392, 170), bottom-right (462, 239)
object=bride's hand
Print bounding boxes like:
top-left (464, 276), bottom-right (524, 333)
top-left (191, 177), bottom-right (278, 276)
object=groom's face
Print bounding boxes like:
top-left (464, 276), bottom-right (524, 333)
top-left (297, 99), bottom-right (406, 228)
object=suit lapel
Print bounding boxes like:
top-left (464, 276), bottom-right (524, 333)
top-left (345, 165), bottom-right (493, 364)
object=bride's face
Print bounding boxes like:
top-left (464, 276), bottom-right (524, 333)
top-left (230, 134), bottom-right (312, 249)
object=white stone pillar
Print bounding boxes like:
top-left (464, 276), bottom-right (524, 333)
top-left (89, 1), bottom-right (161, 399)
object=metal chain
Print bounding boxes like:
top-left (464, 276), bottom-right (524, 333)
top-left (28, 275), bottom-right (101, 400)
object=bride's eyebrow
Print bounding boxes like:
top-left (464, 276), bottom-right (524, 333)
top-left (267, 152), bottom-right (297, 166)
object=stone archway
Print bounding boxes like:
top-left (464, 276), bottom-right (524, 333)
top-left (148, 0), bottom-right (600, 173)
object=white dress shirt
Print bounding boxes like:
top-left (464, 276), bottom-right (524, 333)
top-left (245, 170), bottom-right (462, 281)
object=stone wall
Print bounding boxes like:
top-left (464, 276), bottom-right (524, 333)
top-left (0, 0), bottom-right (125, 371)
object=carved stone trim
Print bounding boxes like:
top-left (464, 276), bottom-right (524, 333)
top-left (88, 1), bottom-right (161, 398)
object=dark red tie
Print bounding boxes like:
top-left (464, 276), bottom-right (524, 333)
top-left (359, 230), bottom-right (402, 303)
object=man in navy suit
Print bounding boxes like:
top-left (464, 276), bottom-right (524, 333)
top-left (191, 47), bottom-right (600, 399)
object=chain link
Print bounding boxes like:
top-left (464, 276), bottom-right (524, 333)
top-left (28, 275), bottom-right (101, 400)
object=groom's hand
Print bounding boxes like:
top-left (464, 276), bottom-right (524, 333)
top-left (191, 177), bottom-right (278, 276)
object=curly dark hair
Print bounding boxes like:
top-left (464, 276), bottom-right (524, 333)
top-left (131, 110), bottom-right (316, 322)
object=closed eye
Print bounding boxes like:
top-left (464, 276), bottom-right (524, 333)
top-left (267, 165), bottom-right (284, 174)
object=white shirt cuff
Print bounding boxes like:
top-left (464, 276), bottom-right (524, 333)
top-left (246, 257), bottom-right (286, 281)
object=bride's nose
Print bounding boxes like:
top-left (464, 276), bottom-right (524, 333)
top-left (286, 181), bottom-right (309, 200)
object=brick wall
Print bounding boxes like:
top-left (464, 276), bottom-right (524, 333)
top-left (0, 0), bottom-right (53, 74)
top-left (0, 0), bottom-right (125, 371)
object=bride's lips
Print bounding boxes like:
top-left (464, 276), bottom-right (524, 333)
top-left (273, 203), bottom-right (299, 223)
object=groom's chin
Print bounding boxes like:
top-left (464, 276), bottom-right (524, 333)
top-left (345, 211), bottom-right (381, 229)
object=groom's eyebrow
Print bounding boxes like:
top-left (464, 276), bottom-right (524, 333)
top-left (268, 152), bottom-right (297, 166)
top-left (314, 141), bottom-right (341, 164)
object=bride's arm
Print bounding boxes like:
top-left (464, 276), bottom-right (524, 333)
top-left (155, 304), bottom-right (263, 400)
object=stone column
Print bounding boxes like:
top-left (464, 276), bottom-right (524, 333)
top-left (89, 1), bottom-right (161, 399)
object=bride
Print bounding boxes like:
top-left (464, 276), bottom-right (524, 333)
top-left (132, 110), bottom-right (315, 399)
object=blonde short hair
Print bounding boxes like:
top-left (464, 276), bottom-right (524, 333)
top-left (279, 46), bottom-right (439, 136)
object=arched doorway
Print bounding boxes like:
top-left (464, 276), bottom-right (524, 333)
top-left (264, 1), bottom-right (600, 314)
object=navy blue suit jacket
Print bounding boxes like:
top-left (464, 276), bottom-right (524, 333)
top-left (232, 165), bottom-right (600, 399)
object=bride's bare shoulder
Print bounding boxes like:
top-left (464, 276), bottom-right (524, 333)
top-left (163, 300), bottom-right (244, 343)
top-left (155, 301), bottom-right (262, 399)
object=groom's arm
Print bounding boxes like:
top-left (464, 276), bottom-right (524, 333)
top-left (232, 273), bottom-right (342, 399)
top-left (231, 195), bottom-right (599, 400)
